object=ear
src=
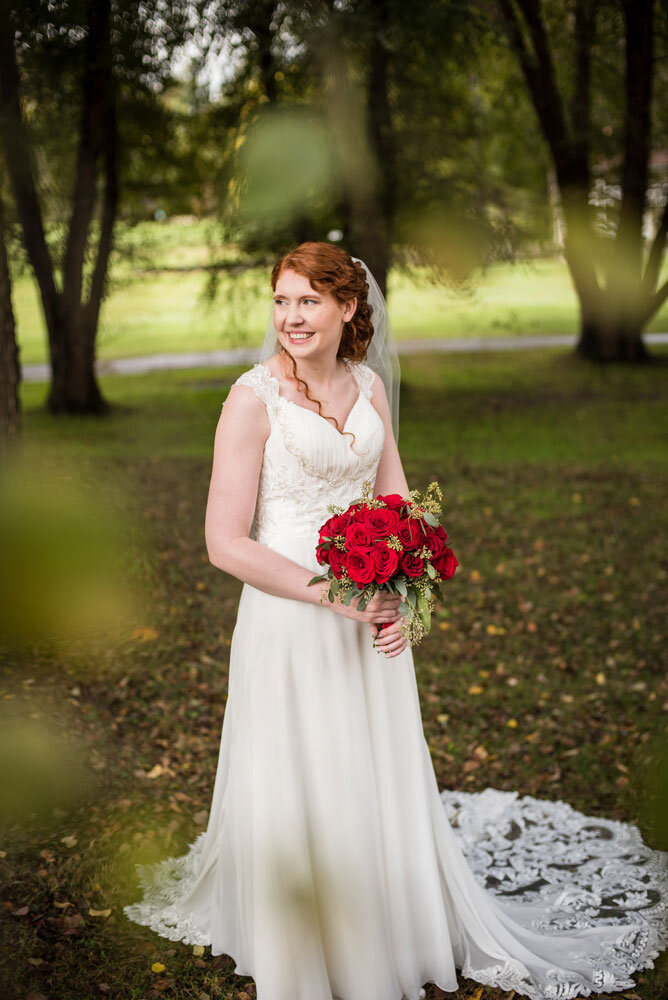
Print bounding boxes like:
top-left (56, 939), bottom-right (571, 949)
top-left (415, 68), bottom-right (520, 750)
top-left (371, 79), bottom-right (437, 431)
top-left (342, 297), bottom-right (357, 323)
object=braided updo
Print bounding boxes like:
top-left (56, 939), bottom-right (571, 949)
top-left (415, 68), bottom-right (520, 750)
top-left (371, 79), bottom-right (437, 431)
top-left (270, 242), bottom-right (375, 439)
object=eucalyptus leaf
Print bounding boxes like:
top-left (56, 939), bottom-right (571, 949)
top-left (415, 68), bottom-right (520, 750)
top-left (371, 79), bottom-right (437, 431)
top-left (399, 600), bottom-right (410, 616)
top-left (422, 511), bottom-right (439, 527)
top-left (308, 574), bottom-right (327, 586)
top-left (407, 589), bottom-right (417, 608)
top-left (395, 578), bottom-right (408, 597)
top-left (426, 562), bottom-right (437, 579)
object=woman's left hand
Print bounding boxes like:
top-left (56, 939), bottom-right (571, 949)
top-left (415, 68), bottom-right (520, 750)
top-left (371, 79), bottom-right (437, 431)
top-left (369, 619), bottom-right (407, 658)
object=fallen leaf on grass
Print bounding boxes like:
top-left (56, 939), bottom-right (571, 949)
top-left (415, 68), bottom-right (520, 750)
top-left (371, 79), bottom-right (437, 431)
top-left (131, 627), bottom-right (159, 641)
top-left (88, 907), bottom-right (112, 917)
top-left (192, 944), bottom-right (205, 956)
top-left (61, 835), bottom-right (78, 848)
top-left (151, 961), bottom-right (166, 973)
top-left (468, 685), bottom-right (484, 695)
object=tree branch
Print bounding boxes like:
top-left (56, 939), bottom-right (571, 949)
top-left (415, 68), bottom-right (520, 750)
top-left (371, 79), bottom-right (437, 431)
top-left (615, 0), bottom-right (654, 275)
top-left (0, 5), bottom-right (58, 313)
top-left (641, 192), bottom-right (668, 296)
top-left (62, 0), bottom-right (112, 311)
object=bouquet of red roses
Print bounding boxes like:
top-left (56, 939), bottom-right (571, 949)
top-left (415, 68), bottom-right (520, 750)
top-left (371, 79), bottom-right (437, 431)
top-left (308, 480), bottom-right (458, 647)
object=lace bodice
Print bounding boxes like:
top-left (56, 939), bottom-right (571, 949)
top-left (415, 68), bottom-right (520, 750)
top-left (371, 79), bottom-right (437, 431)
top-left (226, 360), bottom-right (385, 553)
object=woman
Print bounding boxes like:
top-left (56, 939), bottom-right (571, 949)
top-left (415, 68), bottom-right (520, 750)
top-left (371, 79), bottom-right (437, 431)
top-left (125, 242), bottom-right (667, 1000)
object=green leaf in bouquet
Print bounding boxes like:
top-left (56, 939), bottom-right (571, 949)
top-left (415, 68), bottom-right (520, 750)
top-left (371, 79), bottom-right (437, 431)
top-left (416, 590), bottom-right (432, 630)
top-left (328, 590), bottom-right (335, 603)
top-left (398, 600), bottom-right (410, 616)
top-left (407, 588), bottom-right (417, 608)
top-left (357, 591), bottom-right (370, 612)
top-left (395, 578), bottom-right (408, 597)
top-left (343, 587), bottom-right (360, 607)
top-left (308, 574), bottom-right (328, 586)
top-left (426, 562), bottom-right (437, 579)
top-left (422, 511), bottom-right (439, 527)
top-left (331, 579), bottom-right (340, 594)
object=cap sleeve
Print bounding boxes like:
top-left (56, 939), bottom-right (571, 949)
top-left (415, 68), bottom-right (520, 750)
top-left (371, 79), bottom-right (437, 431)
top-left (226, 364), bottom-right (280, 422)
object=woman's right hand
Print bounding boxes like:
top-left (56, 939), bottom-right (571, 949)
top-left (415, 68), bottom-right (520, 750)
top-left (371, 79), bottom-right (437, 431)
top-left (331, 588), bottom-right (401, 625)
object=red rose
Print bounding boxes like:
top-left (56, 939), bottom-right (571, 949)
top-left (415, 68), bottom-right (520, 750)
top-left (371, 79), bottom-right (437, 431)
top-left (378, 493), bottom-right (405, 510)
top-left (433, 547), bottom-right (458, 580)
top-left (363, 507), bottom-right (400, 539)
top-left (345, 521), bottom-right (374, 549)
top-left (401, 552), bottom-right (424, 578)
top-left (397, 517), bottom-right (423, 551)
top-left (328, 547), bottom-right (346, 579)
top-left (319, 512), bottom-right (350, 544)
top-left (329, 513), bottom-right (351, 537)
top-left (345, 548), bottom-right (376, 586)
top-left (316, 541), bottom-right (330, 565)
top-left (425, 527), bottom-right (446, 560)
top-left (371, 544), bottom-right (399, 584)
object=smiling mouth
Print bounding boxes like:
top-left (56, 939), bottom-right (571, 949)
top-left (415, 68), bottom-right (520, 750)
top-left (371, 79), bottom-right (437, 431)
top-left (286, 331), bottom-right (315, 341)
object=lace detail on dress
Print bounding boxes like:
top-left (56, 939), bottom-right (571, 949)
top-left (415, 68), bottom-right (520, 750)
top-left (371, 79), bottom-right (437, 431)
top-left (123, 832), bottom-right (209, 946)
top-left (226, 361), bottom-right (385, 549)
top-left (228, 365), bottom-right (280, 422)
top-left (443, 787), bottom-right (668, 1000)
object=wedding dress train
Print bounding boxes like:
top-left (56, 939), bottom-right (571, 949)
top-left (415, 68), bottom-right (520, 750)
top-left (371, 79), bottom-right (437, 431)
top-left (124, 360), bottom-right (668, 1000)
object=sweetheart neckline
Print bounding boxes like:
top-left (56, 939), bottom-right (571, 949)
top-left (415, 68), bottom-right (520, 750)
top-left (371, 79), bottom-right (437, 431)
top-left (256, 362), bottom-right (364, 436)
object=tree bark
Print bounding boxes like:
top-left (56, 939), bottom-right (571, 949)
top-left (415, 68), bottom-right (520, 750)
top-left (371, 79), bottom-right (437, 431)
top-left (0, 1), bottom-right (118, 414)
top-left (498, 0), bottom-right (660, 363)
top-left (0, 192), bottom-right (20, 442)
top-left (347, 0), bottom-right (395, 296)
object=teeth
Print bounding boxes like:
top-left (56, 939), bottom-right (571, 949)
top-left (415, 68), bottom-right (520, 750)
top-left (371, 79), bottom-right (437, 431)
top-left (289, 332), bottom-right (314, 340)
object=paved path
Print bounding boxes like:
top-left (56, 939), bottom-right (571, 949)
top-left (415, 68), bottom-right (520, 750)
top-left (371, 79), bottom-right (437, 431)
top-left (21, 332), bottom-right (668, 383)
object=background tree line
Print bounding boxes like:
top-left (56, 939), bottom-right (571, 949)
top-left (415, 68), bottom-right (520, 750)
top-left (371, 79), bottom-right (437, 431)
top-left (1, 0), bottom-right (667, 435)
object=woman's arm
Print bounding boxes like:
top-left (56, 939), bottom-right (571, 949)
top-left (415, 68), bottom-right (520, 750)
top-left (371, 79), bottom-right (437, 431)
top-left (205, 384), bottom-right (400, 625)
top-left (369, 373), bottom-right (409, 498)
top-left (367, 373), bottom-right (412, 656)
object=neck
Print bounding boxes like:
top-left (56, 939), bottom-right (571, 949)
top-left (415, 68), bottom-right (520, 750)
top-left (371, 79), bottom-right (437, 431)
top-left (282, 350), bottom-right (345, 390)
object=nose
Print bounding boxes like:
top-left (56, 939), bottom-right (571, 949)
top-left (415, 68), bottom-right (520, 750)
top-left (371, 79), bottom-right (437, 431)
top-left (284, 301), bottom-right (304, 327)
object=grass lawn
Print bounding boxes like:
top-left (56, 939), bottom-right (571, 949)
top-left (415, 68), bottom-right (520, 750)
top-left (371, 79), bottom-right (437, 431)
top-left (12, 222), bottom-right (668, 365)
top-left (2, 348), bottom-right (667, 999)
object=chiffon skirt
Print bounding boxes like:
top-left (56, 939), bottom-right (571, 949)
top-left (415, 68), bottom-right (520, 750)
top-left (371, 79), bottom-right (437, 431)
top-left (124, 534), bottom-right (668, 1000)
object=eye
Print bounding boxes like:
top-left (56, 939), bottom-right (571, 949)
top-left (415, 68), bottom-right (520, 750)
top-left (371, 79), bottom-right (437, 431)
top-left (303, 298), bottom-right (317, 304)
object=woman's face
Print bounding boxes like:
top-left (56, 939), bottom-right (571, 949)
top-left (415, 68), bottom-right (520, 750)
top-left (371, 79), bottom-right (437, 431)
top-left (272, 268), bottom-right (357, 360)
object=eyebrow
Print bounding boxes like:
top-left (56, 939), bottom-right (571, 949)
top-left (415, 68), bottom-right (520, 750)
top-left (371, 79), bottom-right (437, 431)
top-left (272, 293), bottom-right (321, 299)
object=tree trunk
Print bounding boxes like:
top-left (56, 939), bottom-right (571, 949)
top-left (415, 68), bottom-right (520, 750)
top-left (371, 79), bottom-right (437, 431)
top-left (0, 192), bottom-right (20, 441)
top-left (46, 303), bottom-right (108, 414)
top-left (576, 315), bottom-right (650, 363)
top-left (0, 0), bottom-right (117, 416)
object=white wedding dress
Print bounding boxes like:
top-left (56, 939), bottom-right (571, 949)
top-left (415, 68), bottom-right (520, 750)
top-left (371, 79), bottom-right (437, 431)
top-left (124, 359), bottom-right (668, 1000)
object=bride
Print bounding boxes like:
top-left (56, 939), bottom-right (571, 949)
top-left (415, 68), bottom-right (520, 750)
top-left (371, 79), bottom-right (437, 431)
top-left (124, 242), bottom-right (667, 1000)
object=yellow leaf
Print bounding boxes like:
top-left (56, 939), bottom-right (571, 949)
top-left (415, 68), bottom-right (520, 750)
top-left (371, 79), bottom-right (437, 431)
top-left (629, 496), bottom-right (640, 506)
top-left (151, 962), bottom-right (166, 973)
top-left (146, 764), bottom-right (164, 780)
top-left (195, 581), bottom-right (206, 591)
top-left (438, 621), bottom-right (451, 630)
top-left (131, 626), bottom-right (159, 641)
top-left (470, 570), bottom-right (481, 581)
top-left (88, 907), bottom-right (112, 918)
top-left (507, 718), bottom-right (518, 728)
top-left (472, 987), bottom-right (484, 1000)
top-left (61, 835), bottom-right (78, 848)
top-left (54, 900), bottom-right (74, 908)
top-left (192, 944), bottom-right (205, 956)
top-left (468, 685), bottom-right (484, 695)
top-left (595, 672), bottom-right (606, 685)
top-left (437, 713), bottom-right (450, 725)
top-left (572, 492), bottom-right (582, 503)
